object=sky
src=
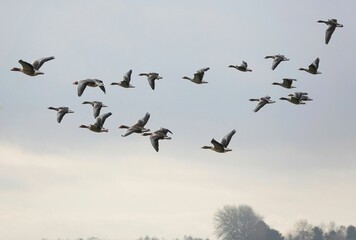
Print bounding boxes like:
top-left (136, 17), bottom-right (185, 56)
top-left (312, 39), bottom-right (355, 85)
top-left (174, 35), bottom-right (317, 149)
top-left (0, 1), bottom-right (356, 239)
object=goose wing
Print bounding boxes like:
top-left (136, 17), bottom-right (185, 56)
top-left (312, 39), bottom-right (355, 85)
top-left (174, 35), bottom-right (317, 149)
top-left (309, 58), bottom-right (320, 72)
top-left (32, 56), bottom-right (55, 70)
top-left (150, 135), bottom-right (161, 152)
top-left (136, 112), bottom-right (150, 127)
top-left (19, 60), bottom-right (34, 71)
top-left (94, 79), bottom-right (106, 94)
top-left (253, 100), bottom-right (267, 112)
top-left (211, 138), bottom-right (225, 152)
top-left (282, 78), bottom-right (295, 88)
top-left (56, 107), bottom-right (69, 123)
top-left (325, 25), bottom-right (336, 44)
top-left (220, 130), bottom-right (236, 148)
top-left (242, 61), bottom-right (248, 68)
top-left (271, 58), bottom-right (282, 70)
top-left (77, 80), bottom-right (90, 97)
top-left (92, 102), bottom-right (103, 118)
top-left (95, 112), bottom-right (112, 128)
top-left (123, 69), bottom-right (132, 83)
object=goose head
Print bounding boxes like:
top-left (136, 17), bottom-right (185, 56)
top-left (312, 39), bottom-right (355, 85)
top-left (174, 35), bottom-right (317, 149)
top-left (73, 81), bottom-right (79, 85)
top-left (11, 67), bottom-right (21, 72)
top-left (182, 76), bottom-right (192, 80)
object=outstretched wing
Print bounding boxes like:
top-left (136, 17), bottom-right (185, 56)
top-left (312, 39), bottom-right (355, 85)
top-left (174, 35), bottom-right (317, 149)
top-left (150, 135), bottom-right (161, 152)
top-left (309, 58), bottom-right (320, 72)
top-left (220, 130), bottom-right (236, 148)
top-left (325, 25), bottom-right (336, 44)
top-left (136, 112), bottom-right (150, 127)
top-left (211, 138), bottom-right (225, 152)
top-left (95, 112), bottom-right (112, 128)
top-left (19, 60), bottom-right (34, 71)
top-left (123, 69), bottom-right (132, 83)
top-left (32, 56), bottom-right (55, 70)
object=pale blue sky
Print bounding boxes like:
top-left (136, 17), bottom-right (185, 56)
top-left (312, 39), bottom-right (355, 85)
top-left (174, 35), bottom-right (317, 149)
top-left (0, 1), bottom-right (355, 240)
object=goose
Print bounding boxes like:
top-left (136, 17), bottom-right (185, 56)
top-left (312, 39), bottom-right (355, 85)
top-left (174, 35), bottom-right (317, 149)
top-left (228, 61), bottom-right (252, 72)
top-left (201, 129), bottom-right (236, 153)
top-left (265, 54), bottom-right (289, 70)
top-left (82, 101), bottom-right (107, 118)
top-left (48, 106), bottom-right (74, 123)
top-left (143, 128), bottom-right (173, 152)
top-left (182, 67), bottom-right (210, 84)
top-left (119, 112), bottom-right (150, 137)
top-left (73, 79), bottom-right (106, 97)
top-left (11, 56), bottom-right (55, 76)
top-left (79, 112), bottom-right (112, 133)
top-left (299, 58), bottom-right (321, 74)
top-left (280, 92), bottom-right (312, 105)
top-left (317, 19), bottom-right (343, 44)
top-left (110, 69), bottom-right (135, 88)
top-left (249, 96), bottom-right (276, 112)
top-left (272, 78), bottom-right (297, 89)
top-left (139, 72), bottom-right (162, 90)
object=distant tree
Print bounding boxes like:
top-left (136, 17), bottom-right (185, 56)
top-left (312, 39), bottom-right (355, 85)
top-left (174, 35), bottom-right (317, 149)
top-left (312, 226), bottom-right (324, 240)
top-left (247, 220), bottom-right (284, 240)
top-left (346, 225), bottom-right (356, 240)
top-left (293, 219), bottom-right (313, 240)
top-left (324, 223), bottom-right (346, 240)
top-left (214, 204), bottom-right (262, 240)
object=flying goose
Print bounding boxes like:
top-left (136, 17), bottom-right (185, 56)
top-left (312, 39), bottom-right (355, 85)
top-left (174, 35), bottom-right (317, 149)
top-left (48, 106), bottom-right (74, 123)
top-left (119, 112), bottom-right (150, 137)
top-left (139, 72), bottom-right (162, 90)
top-left (79, 112), bottom-right (112, 132)
top-left (182, 67), bottom-right (210, 84)
top-left (143, 127), bottom-right (173, 152)
top-left (201, 129), bottom-right (236, 153)
top-left (265, 54), bottom-right (289, 70)
top-left (299, 58), bottom-right (321, 74)
top-left (280, 92), bottom-right (312, 105)
top-left (228, 61), bottom-right (252, 72)
top-left (11, 56), bottom-right (55, 76)
top-left (317, 19), bottom-right (343, 44)
top-left (110, 69), bottom-right (135, 88)
top-left (249, 96), bottom-right (276, 112)
top-left (73, 79), bottom-right (106, 97)
top-left (82, 101), bottom-right (107, 118)
top-left (272, 78), bottom-right (297, 89)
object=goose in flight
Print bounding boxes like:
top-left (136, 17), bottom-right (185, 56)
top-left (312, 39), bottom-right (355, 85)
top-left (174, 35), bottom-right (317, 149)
top-left (202, 129), bottom-right (236, 153)
top-left (272, 78), bottom-right (297, 89)
top-left (280, 92), bottom-right (312, 105)
top-left (317, 19), bottom-right (343, 44)
top-left (119, 112), bottom-right (150, 137)
top-left (139, 72), bottom-right (162, 90)
top-left (249, 96), bottom-right (276, 112)
top-left (48, 106), bottom-right (74, 123)
top-left (110, 69), bottom-right (135, 88)
top-left (228, 61), bottom-right (252, 72)
top-left (143, 128), bottom-right (173, 152)
top-left (73, 79), bottom-right (106, 97)
top-left (299, 58), bottom-right (321, 74)
top-left (11, 56), bottom-right (55, 76)
top-left (182, 67), bottom-right (210, 84)
top-left (265, 54), bottom-right (289, 70)
top-left (79, 112), bottom-right (112, 132)
top-left (82, 101), bottom-right (107, 118)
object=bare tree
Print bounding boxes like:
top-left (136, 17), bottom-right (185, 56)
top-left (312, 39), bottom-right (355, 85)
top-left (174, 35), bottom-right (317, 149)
top-left (214, 204), bottom-right (262, 240)
top-left (293, 219), bottom-right (313, 240)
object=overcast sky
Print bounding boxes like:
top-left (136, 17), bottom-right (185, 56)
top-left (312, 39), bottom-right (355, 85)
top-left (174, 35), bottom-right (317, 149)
top-left (1, 1), bottom-right (355, 240)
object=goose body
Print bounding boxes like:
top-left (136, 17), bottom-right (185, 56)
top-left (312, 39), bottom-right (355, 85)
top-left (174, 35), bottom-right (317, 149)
top-left (79, 112), bottom-right (112, 133)
top-left (143, 127), bottom-right (173, 152)
top-left (11, 56), bottom-right (55, 76)
top-left (317, 19), bottom-right (343, 44)
top-left (73, 79), bottom-right (106, 97)
top-left (82, 101), bottom-right (107, 118)
top-left (272, 78), bottom-right (297, 89)
top-left (249, 96), bottom-right (276, 112)
top-left (48, 106), bottom-right (74, 123)
top-left (119, 112), bottom-right (150, 137)
top-left (202, 129), bottom-right (236, 153)
top-left (182, 67), bottom-right (210, 84)
top-left (265, 54), bottom-right (289, 70)
top-left (110, 69), bottom-right (135, 88)
top-left (228, 61), bottom-right (252, 72)
top-left (299, 58), bottom-right (321, 74)
top-left (280, 92), bottom-right (312, 105)
top-left (139, 72), bottom-right (162, 90)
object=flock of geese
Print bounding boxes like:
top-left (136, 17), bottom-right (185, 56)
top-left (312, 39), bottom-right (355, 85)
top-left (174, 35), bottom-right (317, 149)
top-left (10, 19), bottom-right (343, 153)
